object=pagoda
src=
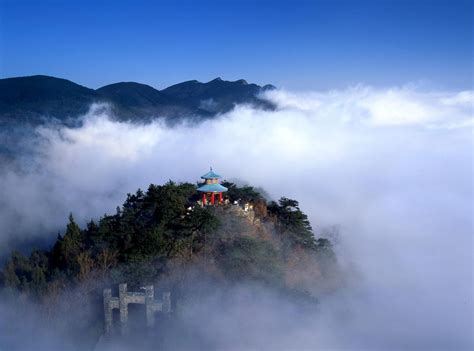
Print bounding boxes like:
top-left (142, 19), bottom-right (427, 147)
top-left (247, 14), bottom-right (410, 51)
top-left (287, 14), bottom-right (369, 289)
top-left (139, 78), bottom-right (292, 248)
top-left (197, 167), bottom-right (228, 205)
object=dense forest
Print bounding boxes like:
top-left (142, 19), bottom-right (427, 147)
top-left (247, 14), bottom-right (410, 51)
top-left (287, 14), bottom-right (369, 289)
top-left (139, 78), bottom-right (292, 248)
top-left (0, 181), bottom-right (339, 349)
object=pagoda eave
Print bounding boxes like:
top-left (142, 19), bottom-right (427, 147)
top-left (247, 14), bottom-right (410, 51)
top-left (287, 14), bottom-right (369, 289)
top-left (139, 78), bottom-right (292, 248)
top-left (196, 184), bottom-right (228, 193)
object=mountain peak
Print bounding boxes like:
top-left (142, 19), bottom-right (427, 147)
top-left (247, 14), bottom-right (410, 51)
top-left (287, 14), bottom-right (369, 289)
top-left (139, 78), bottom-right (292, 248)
top-left (98, 81), bottom-right (155, 89)
top-left (262, 84), bottom-right (277, 91)
top-left (0, 75), bottom-right (277, 124)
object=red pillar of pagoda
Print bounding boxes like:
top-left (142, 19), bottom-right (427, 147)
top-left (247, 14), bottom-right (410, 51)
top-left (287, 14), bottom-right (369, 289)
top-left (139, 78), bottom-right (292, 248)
top-left (202, 193), bottom-right (207, 205)
top-left (211, 193), bottom-right (215, 205)
top-left (219, 192), bottom-right (223, 203)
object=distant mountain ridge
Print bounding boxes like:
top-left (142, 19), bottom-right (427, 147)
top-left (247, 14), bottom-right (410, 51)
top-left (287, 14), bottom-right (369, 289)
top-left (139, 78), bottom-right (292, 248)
top-left (0, 75), bottom-right (276, 125)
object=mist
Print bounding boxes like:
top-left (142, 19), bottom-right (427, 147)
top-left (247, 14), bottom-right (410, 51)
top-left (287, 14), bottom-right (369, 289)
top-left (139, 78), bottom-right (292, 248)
top-left (0, 84), bottom-right (472, 349)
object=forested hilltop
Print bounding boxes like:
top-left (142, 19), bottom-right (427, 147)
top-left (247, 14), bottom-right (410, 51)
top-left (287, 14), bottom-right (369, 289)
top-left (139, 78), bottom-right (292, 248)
top-left (0, 181), bottom-right (341, 350)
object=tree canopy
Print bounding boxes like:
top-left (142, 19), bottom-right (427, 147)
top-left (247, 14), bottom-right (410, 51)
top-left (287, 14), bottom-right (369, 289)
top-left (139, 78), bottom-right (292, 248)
top-left (0, 181), bottom-right (335, 299)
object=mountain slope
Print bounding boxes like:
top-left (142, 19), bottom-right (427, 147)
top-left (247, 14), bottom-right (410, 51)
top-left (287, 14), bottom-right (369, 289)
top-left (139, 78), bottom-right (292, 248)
top-left (0, 75), bottom-right (98, 124)
top-left (0, 180), bottom-right (339, 298)
top-left (162, 77), bottom-right (275, 114)
top-left (0, 181), bottom-right (340, 349)
top-left (0, 75), bottom-right (276, 125)
top-left (96, 82), bottom-right (198, 121)
top-left (97, 82), bottom-right (171, 107)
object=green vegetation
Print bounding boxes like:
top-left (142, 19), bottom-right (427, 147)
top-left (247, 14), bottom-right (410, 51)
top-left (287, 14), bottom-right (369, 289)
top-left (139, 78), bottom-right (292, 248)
top-left (221, 181), bottom-right (264, 203)
top-left (217, 237), bottom-right (283, 285)
top-left (0, 181), bottom-right (336, 300)
top-left (0, 180), bottom-right (340, 350)
top-left (268, 197), bottom-right (315, 248)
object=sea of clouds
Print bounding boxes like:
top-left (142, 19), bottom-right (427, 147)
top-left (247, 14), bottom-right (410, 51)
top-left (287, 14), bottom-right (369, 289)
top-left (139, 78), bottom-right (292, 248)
top-left (0, 85), bottom-right (472, 349)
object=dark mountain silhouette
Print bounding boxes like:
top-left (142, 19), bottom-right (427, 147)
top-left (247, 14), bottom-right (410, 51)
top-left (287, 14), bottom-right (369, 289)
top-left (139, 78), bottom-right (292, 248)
top-left (0, 75), bottom-right (98, 125)
top-left (96, 82), bottom-right (193, 121)
top-left (161, 77), bottom-right (275, 115)
top-left (0, 75), bottom-right (276, 125)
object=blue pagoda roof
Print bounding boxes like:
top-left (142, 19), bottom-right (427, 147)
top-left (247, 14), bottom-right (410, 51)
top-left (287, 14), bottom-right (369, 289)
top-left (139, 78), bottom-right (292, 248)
top-left (201, 168), bottom-right (222, 179)
top-left (197, 183), bottom-right (228, 193)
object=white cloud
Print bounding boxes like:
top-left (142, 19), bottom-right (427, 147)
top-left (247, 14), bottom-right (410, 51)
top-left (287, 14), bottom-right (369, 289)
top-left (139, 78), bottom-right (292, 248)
top-left (440, 90), bottom-right (474, 106)
top-left (0, 85), bottom-right (472, 349)
top-left (264, 85), bottom-right (474, 127)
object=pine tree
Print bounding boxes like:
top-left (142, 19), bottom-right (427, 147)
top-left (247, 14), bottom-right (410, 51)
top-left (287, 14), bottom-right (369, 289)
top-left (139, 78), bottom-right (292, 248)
top-left (51, 214), bottom-right (83, 275)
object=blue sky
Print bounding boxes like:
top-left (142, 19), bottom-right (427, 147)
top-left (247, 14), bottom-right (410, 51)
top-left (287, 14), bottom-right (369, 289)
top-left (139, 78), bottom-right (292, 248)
top-left (0, 0), bottom-right (472, 90)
